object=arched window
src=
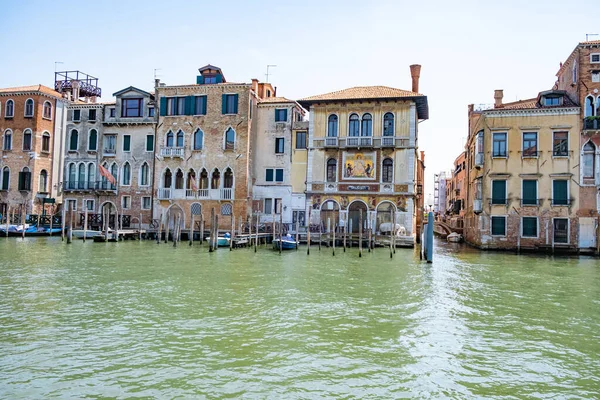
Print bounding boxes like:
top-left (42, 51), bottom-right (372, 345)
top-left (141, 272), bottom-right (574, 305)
top-left (361, 113), bottom-right (372, 136)
top-left (68, 163), bottom-right (76, 189)
top-left (5, 100), bottom-right (14, 118)
top-left (223, 167), bottom-right (233, 188)
top-left (163, 168), bottom-right (172, 188)
top-left (20, 167), bottom-right (31, 191)
top-left (166, 131), bottom-right (174, 147)
top-left (140, 163), bottom-right (149, 186)
top-left (39, 169), bottom-right (48, 192)
top-left (326, 158), bottom-right (337, 182)
top-left (110, 163), bottom-right (118, 188)
top-left (43, 101), bottom-right (52, 119)
top-left (122, 162), bottom-right (131, 185)
top-left (221, 203), bottom-right (233, 216)
top-left (176, 130), bottom-right (184, 147)
top-left (24, 99), bottom-right (34, 117)
top-left (186, 169), bottom-right (196, 190)
top-left (101, 163), bottom-right (109, 186)
top-left (78, 163), bottom-right (86, 189)
top-left (349, 114), bottom-right (360, 137)
top-left (191, 202), bottom-right (202, 217)
top-left (382, 158), bottom-right (394, 183)
top-left (585, 96), bottom-right (595, 117)
top-left (199, 169), bottom-right (209, 189)
top-left (583, 141), bottom-right (596, 179)
top-left (3, 129), bottom-right (12, 150)
top-left (42, 132), bottom-right (50, 152)
top-left (70, 129), bottom-right (78, 151)
top-left (88, 129), bottom-right (97, 151)
top-left (87, 163), bottom-right (95, 187)
top-left (224, 128), bottom-right (235, 150)
top-left (175, 169), bottom-right (184, 189)
top-left (383, 112), bottom-right (394, 136)
top-left (1, 167), bottom-right (10, 190)
top-left (211, 169), bottom-right (220, 189)
top-left (327, 114), bottom-right (338, 137)
top-left (194, 129), bottom-right (203, 150)
top-left (23, 129), bottom-right (32, 151)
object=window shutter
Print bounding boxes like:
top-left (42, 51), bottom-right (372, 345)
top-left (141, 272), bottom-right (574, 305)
top-left (196, 75), bottom-right (205, 84)
top-left (18, 172), bottom-right (24, 190)
top-left (185, 96), bottom-right (194, 115)
top-left (202, 96), bottom-right (207, 115)
top-left (523, 181), bottom-right (536, 204)
top-left (123, 135), bottom-right (131, 151)
top-left (282, 109), bottom-right (288, 121)
top-left (274, 109), bottom-right (279, 121)
top-left (553, 181), bottom-right (568, 204)
top-left (492, 180), bottom-right (506, 204)
top-left (233, 94), bottom-right (238, 114)
top-left (275, 169), bottom-right (283, 182)
top-left (266, 169), bottom-right (274, 182)
top-left (222, 94), bottom-right (227, 114)
top-left (159, 97), bottom-right (167, 116)
top-left (215, 74), bottom-right (223, 83)
top-left (146, 135), bottom-right (154, 151)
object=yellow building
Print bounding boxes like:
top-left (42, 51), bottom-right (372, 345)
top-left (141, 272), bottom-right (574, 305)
top-left (465, 89), bottom-right (581, 250)
top-left (298, 65), bottom-right (428, 245)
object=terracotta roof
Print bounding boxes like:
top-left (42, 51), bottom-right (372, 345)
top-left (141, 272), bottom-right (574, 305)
top-left (580, 40), bottom-right (600, 45)
top-left (492, 91), bottom-right (578, 110)
top-left (0, 84), bottom-right (61, 97)
top-left (258, 96), bottom-right (295, 104)
top-left (298, 85), bottom-right (429, 119)
top-left (496, 98), bottom-right (538, 110)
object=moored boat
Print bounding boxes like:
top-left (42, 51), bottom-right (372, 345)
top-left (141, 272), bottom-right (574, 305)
top-left (1, 225), bottom-right (63, 237)
top-left (447, 232), bottom-right (463, 243)
top-left (207, 232), bottom-right (231, 247)
top-left (272, 234), bottom-right (299, 250)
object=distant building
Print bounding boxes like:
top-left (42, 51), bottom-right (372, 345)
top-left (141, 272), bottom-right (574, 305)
top-left (433, 171), bottom-right (448, 214)
top-left (298, 65), bottom-right (429, 245)
top-left (446, 151), bottom-right (466, 228)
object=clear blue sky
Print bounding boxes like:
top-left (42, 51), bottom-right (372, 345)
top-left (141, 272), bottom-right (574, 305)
top-left (1, 0), bottom-right (598, 201)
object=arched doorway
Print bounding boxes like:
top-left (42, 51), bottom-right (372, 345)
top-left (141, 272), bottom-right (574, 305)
top-left (320, 200), bottom-right (339, 232)
top-left (347, 200), bottom-right (368, 233)
top-left (376, 201), bottom-right (397, 234)
top-left (99, 201), bottom-right (118, 231)
top-left (166, 204), bottom-right (185, 231)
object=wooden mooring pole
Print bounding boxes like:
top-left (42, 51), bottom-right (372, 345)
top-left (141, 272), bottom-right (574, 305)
top-left (189, 214), bottom-right (194, 246)
top-left (83, 208), bottom-right (88, 243)
top-left (295, 219), bottom-right (299, 251)
top-left (359, 209), bottom-right (363, 258)
top-left (214, 215), bottom-right (219, 251)
top-left (157, 212), bottom-right (162, 244)
top-left (61, 207), bottom-right (66, 241)
top-left (209, 208), bottom-right (214, 252)
top-left (230, 212), bottom-right (234, 251)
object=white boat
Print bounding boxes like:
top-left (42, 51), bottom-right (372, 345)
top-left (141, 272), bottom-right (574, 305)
top-left (72, 229), bottom-right (108, 239)
top-left (447, 232), bottom-right (463, 243)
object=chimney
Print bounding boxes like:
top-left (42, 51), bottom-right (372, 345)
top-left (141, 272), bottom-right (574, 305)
top-left (420, 150), bottom-right (425, 162)
top-left (410, 64), bottom-right (421, 93)
top-left (251, 79), bottom-right (258, 94)
top-left (494, 89), bottom-right (503, 108)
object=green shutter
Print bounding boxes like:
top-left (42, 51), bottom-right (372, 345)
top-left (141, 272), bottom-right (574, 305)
top-left (553, 180), bottom-right (568, 205)
top-left (283, 109), bottom-right (288, 121)
top-left (159, 97), bottom-right (167, 116)
top-left (196, 75), bottom-right (205, 84)
top-left (18, 172), bottom-right (25, 190)
top-left (522, 217), bottom-right (537, 237)
top-left (266, 169), bottom-right (274, 182)
top-left (233, 94), bottom-right (238, 114)
top-left (522, 180), bottom-right (537, 205)
top-left (215, 74), bottom-right (223, 83)
top-left (274, 109), bottom-right (279, 121)
top-left (146, 135), bottom-right (154, 152)
top-left (185, 96), bottom-right (194, 115)
top-left (202, 96), bottom-right (207, 115)
top-left (123, 135), bottom-right (131, 152)
top-left (222, 94), bottom-right (227, 114)
top-left (492, 180), bottom-right (506, 204)
top-left (491, 216), bottom-right (506, 236)
top-left (275, 169), bottom-right (283, 182)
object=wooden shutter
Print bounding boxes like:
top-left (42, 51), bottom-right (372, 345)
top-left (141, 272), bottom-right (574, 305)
top-left (123, 135), bottom-right (131, 151)
top-left (233, 94), bottom-right (238, 114)
top-left (185, 96), bottom-right (194, 115)
top-left (522, 180), bottom-right (536, 204)
top-left (159, 97), bottom-right (167, 116)
top-left (222, 94), bottom-right (227, 114)
top-left (196, 75), bottom-right (205, 84)
top-left (282, 109), bottom-right (288, 121)
top-left (553, 180), bottom-right (568, 204)
top-left (265, 169), bottom-right (274, 182)
top-left (275, 169), bottom-right (283, 182)
top-left (492, 180), bottom-right (506, 204)
top-left (201, 96), bottom-right (207, 115)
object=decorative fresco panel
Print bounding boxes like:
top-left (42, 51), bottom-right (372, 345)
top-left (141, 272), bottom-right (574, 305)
top-left (342, 152), bottom-right (377, 180)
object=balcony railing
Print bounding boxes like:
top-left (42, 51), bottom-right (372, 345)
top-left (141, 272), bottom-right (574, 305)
top-left (324, 137), bottom-right (338, 147)
top-left (220, 188), bottom-right (233, 200)
top-left (157, 188), bottom-right (172, 199)
top-left (158, 187), bottom-right (233, 200)
top-left (103, 148), bottom-right (116, 156)
top-left (584, 118), bottom-right (600, 130)
top-left (160, 147), bottom-right (184, 158)
top-left (185, 189), bottom-right (209, 199)
top-left (63, 181), bottom-right (95, 191)
top-left (313, 136), bottom-right (410, 149)
top-left (95, 181), bottom-right (117, 191)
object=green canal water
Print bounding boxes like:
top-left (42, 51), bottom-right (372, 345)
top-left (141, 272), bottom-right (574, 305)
top-left (0, 238), bottom-right (599, 399)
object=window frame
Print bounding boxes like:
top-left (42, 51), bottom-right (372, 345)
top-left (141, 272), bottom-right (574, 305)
top-left (326, 158), bottom-right (337, 183)
top-left (193, 129), bottom-right (204, 151)
top-left (22, 129), bottom-right (32, 151)
top-left (122, 134), bottom-right (131, 152)
top-left (553, 217), bottom-right (570, 245)
top-left (551, 179), bottom-right (570, 206)
top-left (43, 101), bottom-right (53, 120)
top-left (382, 158), bottom-right (393, 183)
top-left (194, 95), bottom-right (207, 116)
top-left (521, 179), bottom-right (538, 206)
top-left (24, 98), bottom-right (34, 117)
top-left (73, 109), bottom-right (81, 122)
top-left (88, 109), bottom-right (97, 121)
top-left (223, 94), bottom-right (238, 115)
top-left (275, 168), bottom-right (284, 182)
top-left (552, 131), bottom-right (569, 157)
top-left (295, 131), bottom-right (307, 149)
top-left (224, 127), bottom-right (235, 151)
top-left (275, 137), bottom-right (285, 154)
top-left (84, 199), bottom-right (95, 212)
top-left (121, 98), bottom-right (143, 118)
top-left (383, 112), bottom-right (395, 136)
top-left (582, 141), bottom-right (596, 179)
top-left (121, 162), bottom-right (131, 186)
top-left (41, 132), bottom-right (50, 153)
top-left (264, 198), bottom-right (273, 214)
top-left (591, 53), bottom-right (600, 63)
top-left (490, 215), bottom-right (507, 237)
top-left (88, 129), bottom-right (98, 152)
top-left (142, 196), bottom-right (152, 210)
top-left (146, 134), bottom-right (154, 152)
top-left (275, 108), bottom-right (288, 122)
top-left (265, 168), bottom-right (274, 182)
top-left (521, 216), bottom-right (538, 238)
top-left (491, 179), bottom-right (507, 205)
top-left (522, 132), bottom-right (538, 158)
top-left (492, 132), bottom-right (507, 158)
top-left (3, 129), bottom-right (12, 150)
top-left (5, 99), bottom-right (14, 118)
top-left (361, 113), bottom-right (373, 137)
top-left (122, 195), bottom-right (131, 210)
top-left (348, 113), bottom-right (360, 137)
top-left (1, 166), bottom-right (10, 190)
top-left (69, 129), bottom-right (79, 151)
top-left (140, 162), bottom-right (150, 186)
top-left (327, 114), bottom-right (338, 137)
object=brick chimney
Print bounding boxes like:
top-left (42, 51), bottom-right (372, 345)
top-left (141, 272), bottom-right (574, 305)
top-left (410, 64), bottom-right (421, 93)
top-left (420, 150), bottom-right (425, 162)
top-left (251, 79), bottom-right (258, 94)
top-left (494, 89), bottom-right (503, 108)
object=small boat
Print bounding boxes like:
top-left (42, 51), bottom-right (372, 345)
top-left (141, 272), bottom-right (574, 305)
top-left (72, 229), bottom-right (111, 239)
top-left (208, 232), bottom-right (231, 247)
top-left (447, 232), bottom-right (463, 243)
top-left (1, 225), bottom-right (62, 237)
top-left (272, 234), bottom-right (299, 250)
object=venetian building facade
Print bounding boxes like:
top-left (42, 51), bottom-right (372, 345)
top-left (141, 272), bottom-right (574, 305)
top-left (298, 65), bottom-right (429, 245)
top-left (555, 40), bottom-right (600, 248)
top-left (464, 90), bottom-right (581, 250)
top-left (153, 65), bottom-right (257, 229)
top-left (0, 85), bottom-right (67, 216)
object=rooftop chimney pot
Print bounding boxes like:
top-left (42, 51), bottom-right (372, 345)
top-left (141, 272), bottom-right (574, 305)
top-left (494, 89), bottom-right (504, 108)
top-left (410, 64), bottom-right (421, 93)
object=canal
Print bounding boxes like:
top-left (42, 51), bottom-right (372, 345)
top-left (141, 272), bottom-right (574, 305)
top-left (0, 238), bottom-right (599, 398)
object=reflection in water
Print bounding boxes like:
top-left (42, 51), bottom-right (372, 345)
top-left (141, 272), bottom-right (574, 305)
top-left (0, 238), bottom-right (599, 398)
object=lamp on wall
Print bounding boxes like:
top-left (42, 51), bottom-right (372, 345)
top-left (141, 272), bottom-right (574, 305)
top-left (416, 184), bottom-right (423, 196)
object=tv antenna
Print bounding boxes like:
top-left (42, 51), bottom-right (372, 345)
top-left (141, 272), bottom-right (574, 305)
top-left (265, 64), bottom-right (277, 82)
top-left (586, 33), bottom-right (599, 41)
top-left (154, 68), bottom-right (162, 79)
top-left (54, 61), bottom-right (64, 73)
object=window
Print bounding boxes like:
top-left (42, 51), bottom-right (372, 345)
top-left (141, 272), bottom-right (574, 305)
top-left (274, 198), bottom-right (282, 214)
top-left (142, 197), bottom-right (151, 210)
top-left (69, 129), bottom-right (78, 151)
top-left (122, 162), bottom-right (131, 185)
top-left (24, 99), bottom-right (34, 117)
top-left (326, 158), bottom-right (337, 182)
top-left (121, 134), bottom-right (130, 152)
top-left (522, 217), bottom-right (537, 238)
top-left (146, 135), bottom-right (154, 151)
top-left (554, 218), bottom-right (569, 244)
top-left (221, 203), bottom-right (232, 216)
top-left (175, 169), bottom-right (184, 189)
top-left (349, 113), bottom-right (360, 137)
top-left (43, 101), bottom-right (52, 119)
top-left (88, 109), bottom-right (97, 121)
top-left (166, 131), bottom-right (174, 147)
top-left (275, 138), bottom-right (285, 154)
top-left (193, 129), bottom-right (203, 150)
top-left (585, 96), bottom-right (595, 117)
top-left (553, 132), bottom-right (568, 156)
top-left (176, 130), bottom-right (184, 147)
top-left (543, 96), bottom-right (562, 106)
top-left (382, 158), bottom-right (393, 183)
top-left (66, 199), bottom-right (77, 211)
top-left (167, 97), bottom-right (185, 116)
top-left (295, 131), bottom-right (307, 149)
top-left (275, 169), bottom-right (283, 182)
top-left (361, 113), bottom-right (372, 136)
top-left (22, 129), bottom-right (32, 151)
top-left (491, 180), bottom-right (507, 205)
top-left (122, 98), bottom-right (143, 117)
top-left (583, 142), bottom-right (596, 179)
top-left (593, 72), bottom-right (600, 83)
top-left (122, 196), bottom-right (131, 209)
top-left (140, 163), bottom-right (150, 186)
top-left (39, 170), bottom-right (48, 193)
top-left (327, 115), bottom-right (338, 137)
top-left (78, 164), bottom-right (85, 188)
top-left (383, 112), bottom-right (394, 136)
top-left (552, 180), bottom-right (569, 206)
top-left (73, 109), bottom-right (81, 121)
top-left (3, 130), bottom-right (11, 150)
top-left (42, 132), bottom-right (50, 153)
top-left (5, 100), bottom-right (14, 117)
top-left (266, 168), bottom-right (274, 182)
top-left (491, 216), bottom-right (506, 236)
top-left (572, 62), bottom-right (577, 83)
top-left (148, 107), bottom-right (155, 117)
top-left (84, 129), bottom-right (96, 152)
top-left (275, 108), bottom-right (288, 122)
top-left (86, 199), bottom-right (95, 212)
top-left (492, 132), bottom-right (507, 157)
top-left (222, 94), bottom-right (238, 114)
top-left (224, 128), bottom-right (235, 150)
top-left (199, 169), bottom-right (208, 189)
top-left (223, 168), bottom-right (234, 188)
top-left (104, 135), bottom-right (116, 153)
top-left (163, 169), bottom-right (172, 188)
top-left (87, 163), bottom-right (95, 186)
top-left (1, 167), bottom-right (9, 190)
top-left (522, 180), bottom-right (538, 205)
top-left (264, 198), bottom-right (273, 214)
top-left (205, 76), bottom-right (217, 84)
top-left (194, 96), bottom-right (207, 115)
top-left (18, 167), bottom-right (31, 191)
top-left (591, 53), bottom-right (600, 63)
top-left (522, 132), bottom-right (537, 157)
top-left (109, 108), bottom-right (116, 118)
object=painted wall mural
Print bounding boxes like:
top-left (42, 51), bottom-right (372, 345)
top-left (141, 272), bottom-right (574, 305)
top-left (342, 152), bottom-right (376, 180)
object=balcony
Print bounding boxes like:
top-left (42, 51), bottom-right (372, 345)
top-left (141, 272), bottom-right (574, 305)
top-left (186, 189), bottom-right (209, 199)
top-left (160, 147), bottom-right (184, 158)
top-left (95, 181), bottom-right (117, 192)
top-left (313, 136), bottom-right (410, 149)
top-left (584, 117), bottom-right (600, 130)
top-left (157, 188), bottom-right (171, 199)
top-left (103, 148), bottom-right (116, 157)
top-left (158, 187), bottom-right (234, 200)
top-left (473, 199), bottom-right (483, 213)
top-left (63, 181), bottom-right (95, 191)
top-left (346, 136), bottom-right (373, 148)
top-left (324, 137), bottom-right (338, 147)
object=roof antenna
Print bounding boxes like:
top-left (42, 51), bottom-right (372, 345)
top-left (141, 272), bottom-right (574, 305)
top-left (54, 61), bottom-right (64, 73)
top-left (265, 65), bottom-right (277, 83)
top-left (586, 33), bottom-right (599, 41)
